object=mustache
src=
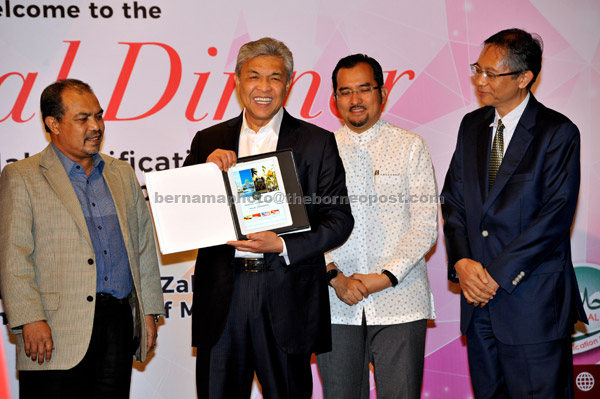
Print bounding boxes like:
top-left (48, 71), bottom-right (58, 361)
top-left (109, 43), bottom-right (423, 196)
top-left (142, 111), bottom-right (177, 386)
top-left (84, 131), bottom-right (103, 141)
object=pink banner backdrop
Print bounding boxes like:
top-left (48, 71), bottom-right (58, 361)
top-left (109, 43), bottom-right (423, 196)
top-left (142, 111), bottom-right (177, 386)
top-left (1, 1), bottom-right (599, 397)
top-left (0, 329), bottom-right (9, 399)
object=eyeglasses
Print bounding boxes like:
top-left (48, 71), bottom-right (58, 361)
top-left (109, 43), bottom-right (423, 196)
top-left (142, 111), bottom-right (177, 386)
top-left (470, 64), bottom-right (523, 82)
top-left (335, 86), bottom-right (381, 99)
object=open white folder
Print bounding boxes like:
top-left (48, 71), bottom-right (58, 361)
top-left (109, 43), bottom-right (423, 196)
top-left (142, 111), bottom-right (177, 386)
top-left (145, 150), bottom-right (310, 255)
top-left (145, 163), bottom-right (237, 254)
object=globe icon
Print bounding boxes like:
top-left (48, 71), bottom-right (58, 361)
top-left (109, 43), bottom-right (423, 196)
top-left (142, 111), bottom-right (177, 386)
top-left (575, 372), bottom-right (595, 392)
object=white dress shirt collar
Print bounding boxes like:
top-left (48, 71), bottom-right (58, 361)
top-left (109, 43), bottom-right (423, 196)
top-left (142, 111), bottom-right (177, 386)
top-left (491, 92), bottom-right (530, 131)
top-left (342, 119), bottom-right (384, 145)
top-left (241, 107), bottom-right (284, 137)
top-left (238, 108), bottom-right (284, 158)
top-left (490, 92), bottom-right (530, 155)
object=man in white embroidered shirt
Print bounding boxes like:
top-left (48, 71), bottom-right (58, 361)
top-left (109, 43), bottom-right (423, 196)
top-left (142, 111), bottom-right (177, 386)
top-left (316, 54), bottom-right (438, 399)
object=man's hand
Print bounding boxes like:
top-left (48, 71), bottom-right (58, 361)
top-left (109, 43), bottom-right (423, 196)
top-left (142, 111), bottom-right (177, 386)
top-left (330, 273), bottom-right (369, 306)
top-left (351, 273), bottom-right (392, 295)
top-left (454, 258), bottom-right (497, 307)
top-left (207, 149), bottom-right (237, 171)
top-left (227, 232), bottom-right (284, 254)
top-left (144, 315), bottom-right (158, 353)
top-left (22, 321), bottom-right (54, 365)
top-left (482, 269), bottom-right (500, 297)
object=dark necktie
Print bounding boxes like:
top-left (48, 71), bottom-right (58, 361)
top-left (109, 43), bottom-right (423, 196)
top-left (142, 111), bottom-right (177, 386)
top-left (489, 119), bottom-right (504, 190)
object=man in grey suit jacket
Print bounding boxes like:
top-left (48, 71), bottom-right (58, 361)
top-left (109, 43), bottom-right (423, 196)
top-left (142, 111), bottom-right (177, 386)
top-left (0, 79), bottom-right (165, 398)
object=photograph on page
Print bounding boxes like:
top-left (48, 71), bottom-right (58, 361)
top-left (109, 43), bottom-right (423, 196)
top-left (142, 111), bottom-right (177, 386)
top-left (227, 156), bottom-right (293, 235)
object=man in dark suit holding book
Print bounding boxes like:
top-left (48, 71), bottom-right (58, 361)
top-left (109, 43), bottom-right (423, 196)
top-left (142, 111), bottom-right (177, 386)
top-left (184, 37), bottom-right (353, 399)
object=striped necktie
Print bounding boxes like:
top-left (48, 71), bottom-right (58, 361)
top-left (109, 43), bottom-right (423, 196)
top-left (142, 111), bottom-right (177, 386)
top-left (489, 119), bottom-right (504, 190)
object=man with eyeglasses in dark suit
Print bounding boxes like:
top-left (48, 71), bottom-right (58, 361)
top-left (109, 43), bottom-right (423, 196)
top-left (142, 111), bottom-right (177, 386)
top-left (441, 28), bottom-right (586, 399)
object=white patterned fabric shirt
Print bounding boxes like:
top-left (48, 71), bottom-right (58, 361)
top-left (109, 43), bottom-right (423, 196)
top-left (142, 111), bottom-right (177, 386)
top-left (325, 119), bottom-right (437, 325)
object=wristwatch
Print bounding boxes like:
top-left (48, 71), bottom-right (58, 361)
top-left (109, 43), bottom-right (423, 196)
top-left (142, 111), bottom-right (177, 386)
top-left (327, 268), bottom-right (340, 286)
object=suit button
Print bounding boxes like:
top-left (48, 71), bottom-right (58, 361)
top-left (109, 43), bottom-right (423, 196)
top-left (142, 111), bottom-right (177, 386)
top-left (87, 296), bottom-right (94, 302)
top-left (482, 230), bottom-right (489, 237)
top-left (88, 259), bottom-right (94, 265)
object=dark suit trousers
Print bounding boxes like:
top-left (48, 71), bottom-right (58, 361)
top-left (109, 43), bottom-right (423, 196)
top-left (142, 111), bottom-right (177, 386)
top-left (19, 294), bottom-right (134, 399)
top-left (466, 305), bottom-right (574, 399)
top-left (196, 269), bottom-right (312, 399)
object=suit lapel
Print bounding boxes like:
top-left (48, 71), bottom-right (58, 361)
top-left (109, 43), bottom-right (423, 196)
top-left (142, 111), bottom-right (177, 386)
top-left (482, 96), bottom-right (538, 214)
top-left (39, 145), bottom-right (93, 250)
top-left (101, 157), bottom-right (131, 251)
top-left (476, 109), bottom-right (494, 202)
top-left (226, 113), bottom-right (243, 154)
top-left (276, 109), bottom-right (300, 151)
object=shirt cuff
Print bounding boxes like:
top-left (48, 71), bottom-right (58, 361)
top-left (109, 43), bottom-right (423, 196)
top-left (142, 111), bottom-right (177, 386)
top-left (324, 253), bottom-right (334, 265)
top-left (381, 269), bottom-right (398, 287)
top-left (279, 237), bottom-right (290, 265)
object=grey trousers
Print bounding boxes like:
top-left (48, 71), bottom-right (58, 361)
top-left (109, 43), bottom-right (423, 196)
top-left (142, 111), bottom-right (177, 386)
top-left (316, 315), bottom-right (427, 399)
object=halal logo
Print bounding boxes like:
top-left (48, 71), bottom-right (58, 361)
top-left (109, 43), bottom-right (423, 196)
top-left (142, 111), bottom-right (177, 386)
top-left (582, 287), bottom-right (600, 310)
top-left (575, 372), bottom-right (595, 392)
top-left (573, 263), bottom-right (600, 354)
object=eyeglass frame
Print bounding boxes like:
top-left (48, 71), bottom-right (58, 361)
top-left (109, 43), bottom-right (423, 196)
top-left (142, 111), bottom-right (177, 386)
top-left (335, 85), bottom-right (382, 99)
top-left (470, 63), bottom-right (524, 81)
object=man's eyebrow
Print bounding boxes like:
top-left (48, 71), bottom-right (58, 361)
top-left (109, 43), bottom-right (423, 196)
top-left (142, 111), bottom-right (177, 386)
top-left (338, 82), bottom-right (374, 90)
top-left (74, 109), bottom-right (104, 117)
top-left (474, 63), bottom-right (500, 72)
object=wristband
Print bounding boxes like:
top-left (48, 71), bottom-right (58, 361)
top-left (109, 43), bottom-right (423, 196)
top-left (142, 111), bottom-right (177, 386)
top-left (327, 269), bottom-right (340, 286)
top-left (381, 269), bottom-right (398, 287)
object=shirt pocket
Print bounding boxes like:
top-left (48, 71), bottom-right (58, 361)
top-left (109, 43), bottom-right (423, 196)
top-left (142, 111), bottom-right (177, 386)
top-left (374, 175), bottom-right (406, 211)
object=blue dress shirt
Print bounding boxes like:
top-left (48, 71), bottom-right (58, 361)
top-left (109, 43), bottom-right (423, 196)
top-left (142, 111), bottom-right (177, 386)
top-left (52, 144), bottom-right (133, 299)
